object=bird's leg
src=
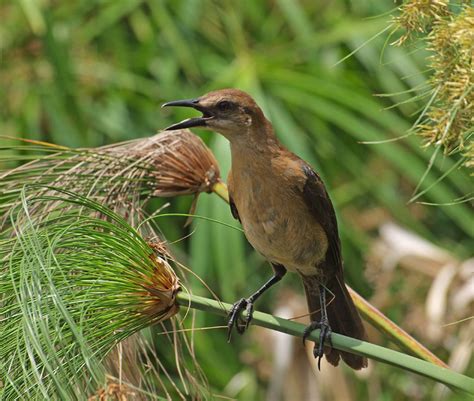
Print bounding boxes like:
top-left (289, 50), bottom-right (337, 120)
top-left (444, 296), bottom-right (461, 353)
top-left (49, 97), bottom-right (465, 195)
top-left (227, 264), bottom-right (286, 341)
top-left (302, 283), bottom-right (333, 370)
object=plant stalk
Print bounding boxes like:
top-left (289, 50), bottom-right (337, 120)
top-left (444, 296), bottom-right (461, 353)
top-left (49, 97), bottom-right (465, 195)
top-left (211, 180), bottom-right (230, 203)
top-left (176, 292), bottom-right (474, 395)
top-left (348, 287), bottom-right (447, 367)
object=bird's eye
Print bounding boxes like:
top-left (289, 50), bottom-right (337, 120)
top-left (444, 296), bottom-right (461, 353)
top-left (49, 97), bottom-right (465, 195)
top-left (217, 100), bottom-right (234, 111)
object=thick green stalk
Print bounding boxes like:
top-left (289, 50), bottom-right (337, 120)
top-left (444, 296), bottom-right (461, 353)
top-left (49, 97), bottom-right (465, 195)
top-left (176, 292), bottom-right (474, 395)
top-left (348, 287), bottom-right (447, 367)
top-left (211, 180), bottom-right (230, 203)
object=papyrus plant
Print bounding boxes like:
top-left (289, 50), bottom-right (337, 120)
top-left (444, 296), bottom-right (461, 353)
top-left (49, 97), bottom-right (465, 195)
top-left (393, 2), bottom-right (473, 167)
top-left (0, 190), bottom-right (205, 400)
top-left (0, 129), bottom-right (221, 234)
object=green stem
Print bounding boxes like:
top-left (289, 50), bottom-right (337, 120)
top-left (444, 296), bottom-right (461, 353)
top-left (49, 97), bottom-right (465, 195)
top-left (176, 292), bottom-right (474, 395)
top-left (348, 287), bottom-right (447, 367)
top-left (211, 180), bottom-right (230, 203)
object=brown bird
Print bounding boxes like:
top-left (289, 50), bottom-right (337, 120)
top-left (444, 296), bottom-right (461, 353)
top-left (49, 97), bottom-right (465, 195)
top-left (163, 89), bottom-right (367, 370)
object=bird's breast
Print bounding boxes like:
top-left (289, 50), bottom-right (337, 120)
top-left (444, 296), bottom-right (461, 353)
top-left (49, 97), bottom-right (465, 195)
top-left (233, 170), bottom-right (328, 275)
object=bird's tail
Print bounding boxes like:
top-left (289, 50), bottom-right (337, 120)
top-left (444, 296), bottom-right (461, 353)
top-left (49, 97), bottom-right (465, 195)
top-left (302, 272), bottom-right (368, 370)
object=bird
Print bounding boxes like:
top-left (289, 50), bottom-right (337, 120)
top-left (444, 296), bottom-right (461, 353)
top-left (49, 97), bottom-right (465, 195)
top-left (162, 89), bottom-right (367, 370)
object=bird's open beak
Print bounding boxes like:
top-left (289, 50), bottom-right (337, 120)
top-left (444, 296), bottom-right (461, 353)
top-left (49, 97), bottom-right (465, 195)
top-left (162, 98), bottom-right (214, 131)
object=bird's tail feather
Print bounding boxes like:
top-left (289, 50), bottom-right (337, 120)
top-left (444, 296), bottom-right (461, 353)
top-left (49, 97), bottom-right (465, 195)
top-left (303, 273), bottom-right (368, 370)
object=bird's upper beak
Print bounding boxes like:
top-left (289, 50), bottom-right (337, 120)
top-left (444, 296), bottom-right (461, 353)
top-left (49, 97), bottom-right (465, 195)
top-left (162, 98), bottom-right (214, 131)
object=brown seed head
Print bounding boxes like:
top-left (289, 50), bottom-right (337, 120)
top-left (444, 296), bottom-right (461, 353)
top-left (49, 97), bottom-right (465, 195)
top-left (147, 130), bottom-right (221, 197)
top-left (135, 241), bottom-right (181, 320)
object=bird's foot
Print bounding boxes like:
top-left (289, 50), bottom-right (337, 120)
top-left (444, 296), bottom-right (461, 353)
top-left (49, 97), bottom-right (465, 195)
top-left (227, 298), bottom-right (254, 341)
top-left (303, 319), bottom-right (333, 370)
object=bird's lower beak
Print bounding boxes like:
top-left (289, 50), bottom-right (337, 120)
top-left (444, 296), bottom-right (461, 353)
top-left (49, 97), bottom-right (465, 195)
top-left (162, 98), bottom-right (214, 131)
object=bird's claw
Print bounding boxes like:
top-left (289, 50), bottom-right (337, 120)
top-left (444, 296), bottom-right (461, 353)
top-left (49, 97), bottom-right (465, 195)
top-left (227, 298), bottom-right (254, 342)
top-left (302, 319), bottom-right (333, 370)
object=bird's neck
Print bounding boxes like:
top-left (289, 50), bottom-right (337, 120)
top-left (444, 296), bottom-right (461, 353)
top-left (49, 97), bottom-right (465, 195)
top-left (229, 120), bottom-right (282, 172)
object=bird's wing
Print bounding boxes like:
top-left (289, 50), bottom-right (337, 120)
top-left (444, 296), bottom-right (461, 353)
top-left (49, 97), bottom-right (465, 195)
top-left (227, 172), bottom-right (241, 222)
top-left (299, 163), bottom-right (342, 271)
top-left (229, 194), bottom-right (240, 222)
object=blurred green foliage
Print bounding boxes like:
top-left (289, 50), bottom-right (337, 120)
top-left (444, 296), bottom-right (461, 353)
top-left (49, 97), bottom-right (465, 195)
top-left (1, 1), bottom-right (472, 400)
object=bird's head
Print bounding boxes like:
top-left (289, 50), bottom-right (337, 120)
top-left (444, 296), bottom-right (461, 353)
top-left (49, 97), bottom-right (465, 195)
top-left (162, 89), bottom-right (266, 140)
